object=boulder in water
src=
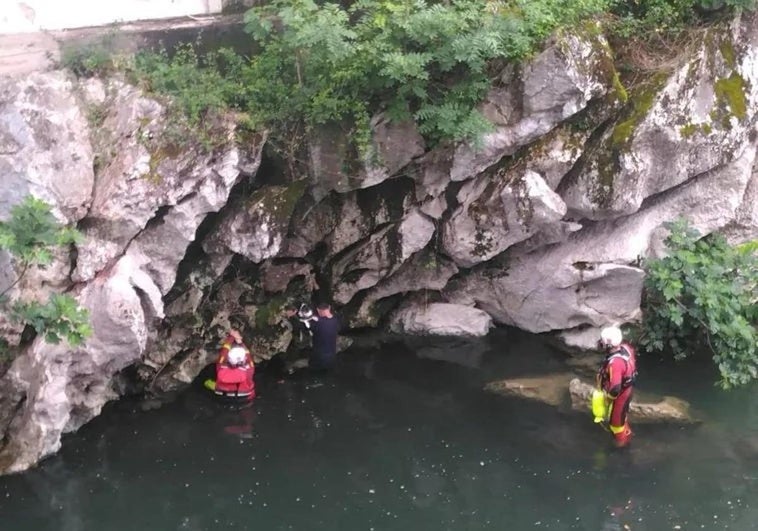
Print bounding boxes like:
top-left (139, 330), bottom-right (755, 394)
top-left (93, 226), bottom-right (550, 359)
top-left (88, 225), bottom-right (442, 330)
top-left (484, 373), bottom-right (574, 407)
top-left (484, 374), bottom-right (698, 424)
top-left (568, 378), bottom-right (698, 424)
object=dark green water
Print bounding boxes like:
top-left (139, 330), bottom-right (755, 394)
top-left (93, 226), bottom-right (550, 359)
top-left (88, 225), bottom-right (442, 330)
top-left (1, 330), bottom-right (756, 530)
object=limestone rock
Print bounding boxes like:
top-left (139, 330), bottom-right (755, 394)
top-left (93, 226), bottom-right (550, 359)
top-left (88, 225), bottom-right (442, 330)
top-left (560, 327), bottom-right (606, 352)
top-left (309, 114), bottom-right (425, 197)
top-left (484, 373), bottom-right (574, 407)
top-left (450, 28), bottom-right (613, 182)
top-left (203, 180), bottom-right (306, 264)
top-left (330, 208), bottom-right (435, 305)
top-left (442, 169), bottom-right (567, 267)
top-left (389, 302), bottom-right (493, 337)
top-left (281, 178), bottom-right (416, 259)
top-left (524, 124), bottom-right (592, 190)
top-left (560, 15), bottom-right (758, 220)
top-left (447, 146), bottom-right (756, 333)
top-left (723, 162), bottom-right (758, 244)
top-left (349, 250), bottom-right (459, 328)
top-left (568, 378), bottom-right (698, 424)
top-left (0, 71), bottom-right (94, 222)
top-left (74, 82), bottom-right (259, 285)
top-left (260, 260), bottom-right (317, 294)
top-left (412, 148), bottom-right (455, 205)
top-left (0, 256), bottom-right (156, 474)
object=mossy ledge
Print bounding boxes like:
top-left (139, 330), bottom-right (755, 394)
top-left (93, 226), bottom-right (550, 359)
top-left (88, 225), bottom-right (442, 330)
top-left (714, 72), bottom-right (748, 122)
top-left (610, 73), bottom-right (669, 148)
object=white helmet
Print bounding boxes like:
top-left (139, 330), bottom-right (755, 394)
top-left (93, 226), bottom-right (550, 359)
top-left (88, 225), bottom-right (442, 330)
top-left (227, 346), bottom-right (247, 366)
top-left (600, 326), bottom-right (623, 348)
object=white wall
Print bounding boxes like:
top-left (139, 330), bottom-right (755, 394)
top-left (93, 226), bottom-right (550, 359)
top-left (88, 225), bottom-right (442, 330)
top-left (0, 0), bottom-right (226, 34)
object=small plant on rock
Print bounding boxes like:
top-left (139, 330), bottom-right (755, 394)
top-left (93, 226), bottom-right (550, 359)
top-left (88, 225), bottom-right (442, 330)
top-left (0, 197), bottom-right (92, 360)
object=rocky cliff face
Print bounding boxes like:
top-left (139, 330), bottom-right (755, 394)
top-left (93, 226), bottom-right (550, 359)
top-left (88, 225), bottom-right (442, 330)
top-left (1, 13), bottom-right (758, 473)
top-left (0, 72), bottom-right (263, 473)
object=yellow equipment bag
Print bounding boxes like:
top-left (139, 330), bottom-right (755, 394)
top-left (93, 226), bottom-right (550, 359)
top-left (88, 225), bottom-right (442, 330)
top-left (591, 388), bottom-right (610, 423)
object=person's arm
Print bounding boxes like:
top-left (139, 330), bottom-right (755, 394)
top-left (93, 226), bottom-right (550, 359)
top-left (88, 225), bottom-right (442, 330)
top-left (217, 335), bottom-right (234, 364)
top-left (604, 357), bottom-right (625, 398)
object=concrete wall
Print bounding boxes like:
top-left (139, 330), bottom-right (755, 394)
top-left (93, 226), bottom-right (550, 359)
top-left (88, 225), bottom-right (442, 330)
top-left (0, 0), bottom-right (242, 34)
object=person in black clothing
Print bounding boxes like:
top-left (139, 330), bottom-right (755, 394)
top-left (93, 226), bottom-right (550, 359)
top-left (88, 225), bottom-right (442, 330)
top-left (309, 302), bottom-right (340, 371)
top-left (283, 303), bottom-right (315, 353)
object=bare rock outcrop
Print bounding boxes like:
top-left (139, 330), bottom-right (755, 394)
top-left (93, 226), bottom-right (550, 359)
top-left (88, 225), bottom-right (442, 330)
top-left (389, 302), bottom-right (493, 337)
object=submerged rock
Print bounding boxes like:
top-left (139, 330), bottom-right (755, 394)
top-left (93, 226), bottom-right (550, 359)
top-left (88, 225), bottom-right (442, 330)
top-left (569, 378), bottom-right (698, 424)
top-left (484, 373), bottom-right (575, 407)
top-left (484, 374), bottom-right (698, 424)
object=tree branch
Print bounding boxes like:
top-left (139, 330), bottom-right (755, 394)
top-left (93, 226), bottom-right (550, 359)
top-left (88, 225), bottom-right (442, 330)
top-left (0, 261), bottom-right (29, 300)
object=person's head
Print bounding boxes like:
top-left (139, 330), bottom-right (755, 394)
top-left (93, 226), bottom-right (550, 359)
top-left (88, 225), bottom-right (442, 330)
top-left (228, 329), bottom-right (243, 344)
top-left (599, 326), bottom-right (623, 351)
top-left (316, 302), bottom-right (332, 318)
top-left (227, 346), bottom-right (247, 367)
top-left (284, 304), bottom-right (298, 318)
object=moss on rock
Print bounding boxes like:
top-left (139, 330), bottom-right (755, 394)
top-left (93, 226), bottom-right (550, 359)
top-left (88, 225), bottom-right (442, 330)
top-left (714, 72), bottom-right (748, 122)
top-left (248, 179), bottom-right (308, 227)
top-left (610, 73), bottom-right (668, 148)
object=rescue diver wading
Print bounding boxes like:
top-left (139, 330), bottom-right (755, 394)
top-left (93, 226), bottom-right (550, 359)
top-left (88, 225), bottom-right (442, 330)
top-left (592, 326), bottom-right (637, 448)
top-left (204, 329), bottom-right (256, 400)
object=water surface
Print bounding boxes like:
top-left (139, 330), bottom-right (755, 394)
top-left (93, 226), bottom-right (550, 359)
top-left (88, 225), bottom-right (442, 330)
top-left (1, 329), bottom-right (756, 530)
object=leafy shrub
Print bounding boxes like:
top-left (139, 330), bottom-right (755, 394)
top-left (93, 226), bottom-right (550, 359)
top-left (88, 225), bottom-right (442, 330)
top-left (611, 0), bottom-right (757, 36)
top-left (130, 45), bottom-right (251, 152)
top-left (62, 1), bottom-right (758, 161)
top-left (242, 0), bottom-right (612, 152)
top-left (133, 45), bottom-right (242, 127)
top-left (59, 34), bottom-right (123, 77)
top-left (9, 294), bottom-right (92, 346)
top-left (0, 197), bottom-right (92, 355)
top-left (641, 219), bottom-right (757, 388)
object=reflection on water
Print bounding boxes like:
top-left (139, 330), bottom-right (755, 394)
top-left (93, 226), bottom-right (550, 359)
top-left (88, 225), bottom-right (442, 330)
top-left (0, 329), bottom-right (755, 530)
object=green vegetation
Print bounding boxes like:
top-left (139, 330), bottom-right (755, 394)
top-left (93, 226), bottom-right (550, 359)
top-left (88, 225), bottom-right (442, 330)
top-left (240, 0), bottom-right (611, 150)
top-left (58, 1), bottom-right (756, 163)
top-left (611, 0), bottom-right (757, 36)
top-left (641, 220), bottom-right (757, 389)
top-left (0, 197), bottom-right (92, 360)
top-left (60, 33), bottom-right (125, 77)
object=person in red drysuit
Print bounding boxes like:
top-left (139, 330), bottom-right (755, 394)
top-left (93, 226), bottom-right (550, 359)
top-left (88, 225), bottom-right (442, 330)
top-left (215, 329), bottom-right (255, 399)
top-left (596, 326), bottom-right (637, 448)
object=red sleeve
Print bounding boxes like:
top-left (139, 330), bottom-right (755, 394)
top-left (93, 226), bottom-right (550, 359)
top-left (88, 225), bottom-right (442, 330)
top-left (604, 357), bottom-right (626, 393)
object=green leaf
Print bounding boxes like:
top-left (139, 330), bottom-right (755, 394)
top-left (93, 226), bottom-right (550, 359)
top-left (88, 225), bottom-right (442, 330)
top-left (642, 217), bottom-right (758, 388)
